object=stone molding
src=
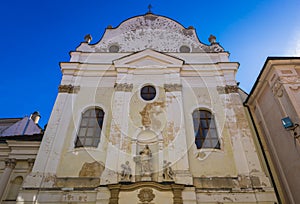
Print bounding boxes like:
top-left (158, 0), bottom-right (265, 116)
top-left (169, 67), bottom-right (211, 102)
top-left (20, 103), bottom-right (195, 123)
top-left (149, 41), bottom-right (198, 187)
top-left (217, 85), bottom-right (238, 94)
top-left (58, 84), bottom-right (80, 94)
top-left (107, 182), bottom-right (184, 204)
top-left (114, 83), bottom-right (133, 92)
top-left (271, 76), bottom-right (300, 97)
top-left (164, 84), bottom-right (182, 92)
top-left (272, 80), bottom-right (283, 97)
top-left (5, 158), bottom-right (16, 169)
top-left (279, 76), bottom-right (300, 84)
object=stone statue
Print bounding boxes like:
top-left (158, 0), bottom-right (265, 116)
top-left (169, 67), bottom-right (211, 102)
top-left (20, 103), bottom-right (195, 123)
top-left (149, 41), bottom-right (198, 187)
top-left (139, 145), bottom-right (152, 176)
top-left (163, 160), bottom-right (174, 180)
top-left (120, 161), bottom-right (132, 181)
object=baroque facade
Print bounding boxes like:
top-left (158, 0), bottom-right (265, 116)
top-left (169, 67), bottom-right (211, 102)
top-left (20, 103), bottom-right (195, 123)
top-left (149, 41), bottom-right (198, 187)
top-left (246, 57), bottom-right (300, 204)
top-left (1, 13), bottom-right (279, 203)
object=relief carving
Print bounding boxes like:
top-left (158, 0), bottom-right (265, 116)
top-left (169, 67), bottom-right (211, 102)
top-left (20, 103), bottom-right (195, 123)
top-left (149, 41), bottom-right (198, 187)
top-left (279, 76), bottom-right (300, 84)
top-left (289, 85), bottom-right (300, 91)
top-left (79, 161), bottom-right (104, 177)
top-left (272, 79), bottom-right (283, 97)
top-left (138, 188), bottom-right (155, 203)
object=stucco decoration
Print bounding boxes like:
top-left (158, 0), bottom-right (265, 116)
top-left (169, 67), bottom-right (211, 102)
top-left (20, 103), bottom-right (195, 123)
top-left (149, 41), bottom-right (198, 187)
top-left (138, 188), bottom-right (155, 203)
top-left (162, 160), bottom-right (174, 181)
top-left (58, 84), bottom-right (80, 94)
top-left (76, 14), bottom-right (224, 53)
top-left (79, 161), bottom-right (105, 177)
top-left (120, 161), bottom-right (132, 181)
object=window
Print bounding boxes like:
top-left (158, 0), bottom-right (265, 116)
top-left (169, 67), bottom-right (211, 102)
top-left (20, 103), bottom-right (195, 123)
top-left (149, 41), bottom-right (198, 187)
top-left (141, 85), bottom-right (156, 101)
top-left (5, 176), bottom-right (23, 201)
top-left (75, 108), bottom-right (104, 148)
top-left (192, 109), bottom-right (220, 149)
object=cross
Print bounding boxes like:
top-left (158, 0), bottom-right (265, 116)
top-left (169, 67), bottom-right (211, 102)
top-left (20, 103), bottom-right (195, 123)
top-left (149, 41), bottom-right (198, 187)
top-left (147, 4), bottom-right (152, 13)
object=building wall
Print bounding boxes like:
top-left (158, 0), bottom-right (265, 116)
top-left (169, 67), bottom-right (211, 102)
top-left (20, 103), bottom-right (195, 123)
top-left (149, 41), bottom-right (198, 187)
top-left (247, 58), bottom-right (300, 204)
top-left (18, 14), bottom-right (278, 203)
top-left (0, 140), bottom-right (40, 203)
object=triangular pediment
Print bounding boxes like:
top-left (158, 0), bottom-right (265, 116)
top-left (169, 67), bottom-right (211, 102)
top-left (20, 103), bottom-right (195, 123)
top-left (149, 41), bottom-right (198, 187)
top-left (113, 49), bottom-right (184, 69)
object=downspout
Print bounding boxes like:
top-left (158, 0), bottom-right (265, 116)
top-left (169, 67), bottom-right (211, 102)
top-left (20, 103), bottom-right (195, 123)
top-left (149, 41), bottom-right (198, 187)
top-left (244, 103), bottom-right (282, 204)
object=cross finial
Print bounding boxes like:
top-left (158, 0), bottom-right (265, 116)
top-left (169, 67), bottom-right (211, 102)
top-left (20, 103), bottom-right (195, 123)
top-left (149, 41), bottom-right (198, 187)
top-left (147, 4), bottom-right (152, 13)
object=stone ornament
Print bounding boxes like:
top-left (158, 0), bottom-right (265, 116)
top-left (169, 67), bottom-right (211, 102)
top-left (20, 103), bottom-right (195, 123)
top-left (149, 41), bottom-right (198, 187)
top-left (5, 158), bottom-right (16, 169)
top-left (77, 14), bottom-right (225, 53)
top-left (164, 84), bottom-right (182, 92)
top-left (163, 160), bottom-right (174, 181)
top-left (279, 76), bottom-right (300, 84)
top-left (272, 80), bottom-right (283, 97)
top-left (217, 85), bottom-right (238, 94)
top-left (58, 84), bottom-right (80, 94)
top-left (120, 161), bottom-right (132, 181)
top-left (138, 188), bottom-right (155, 203)
top-left (114, 83), bottom-right (133, 92)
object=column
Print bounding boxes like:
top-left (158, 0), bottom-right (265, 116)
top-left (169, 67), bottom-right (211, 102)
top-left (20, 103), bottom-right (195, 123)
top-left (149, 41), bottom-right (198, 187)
top-left (0, 158), bottom-right (16, 201)
top-left (102, 83), bottom-right (133, 184)
top-left (164, 84), bottom-right (192, 185)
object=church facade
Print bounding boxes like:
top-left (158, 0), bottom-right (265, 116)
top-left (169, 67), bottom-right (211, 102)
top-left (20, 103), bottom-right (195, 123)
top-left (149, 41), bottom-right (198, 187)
top-left (4, 13), bottom-right (278, 203)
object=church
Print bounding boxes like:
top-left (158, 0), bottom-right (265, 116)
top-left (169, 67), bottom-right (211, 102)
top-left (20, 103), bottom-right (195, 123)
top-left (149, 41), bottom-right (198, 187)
top-left (0, 11), bottom-right (280, 203)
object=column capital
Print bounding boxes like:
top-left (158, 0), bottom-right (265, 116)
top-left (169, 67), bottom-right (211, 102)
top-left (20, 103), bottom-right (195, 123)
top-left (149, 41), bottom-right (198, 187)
top-left (58, 84), bottom-right (80, 94)
top-left (4, 158), bottom-right (16, 169)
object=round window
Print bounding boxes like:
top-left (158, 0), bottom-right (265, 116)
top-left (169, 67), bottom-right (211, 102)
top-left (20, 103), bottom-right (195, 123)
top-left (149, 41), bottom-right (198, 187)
top-left (141, 85), bottom-right (156, 101)
top-left (109, 45), bottom-right (120, 53)
top-left (179, 45), bottom-right (191, 53)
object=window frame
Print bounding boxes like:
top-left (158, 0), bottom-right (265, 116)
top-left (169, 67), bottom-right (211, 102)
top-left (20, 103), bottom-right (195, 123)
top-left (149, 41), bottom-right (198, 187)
top-left (192, 109), bottom-right (220, 150)
top-left (140, 85), bottom-right (157, 101)
top-left (75, 107), bottom-right (105, 148)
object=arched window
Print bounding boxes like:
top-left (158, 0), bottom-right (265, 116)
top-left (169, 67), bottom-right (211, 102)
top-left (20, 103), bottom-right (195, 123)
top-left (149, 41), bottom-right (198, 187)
top-left (5, 176), bottom-right (23, 201)
top-left (192, 109), bottom-right (220, 149)
top-left (75, 108), bottom-right (105, 148)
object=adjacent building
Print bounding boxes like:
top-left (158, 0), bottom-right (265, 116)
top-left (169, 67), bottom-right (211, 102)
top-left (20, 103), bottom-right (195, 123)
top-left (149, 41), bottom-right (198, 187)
top-left (0, 112), bottom-right (43, 203)
top-left (245, 57), bottom-right (300, 204)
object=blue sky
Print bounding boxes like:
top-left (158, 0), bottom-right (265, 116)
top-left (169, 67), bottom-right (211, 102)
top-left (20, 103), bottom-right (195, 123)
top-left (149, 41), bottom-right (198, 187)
top-left (0, 0), bottom-right (299, 126)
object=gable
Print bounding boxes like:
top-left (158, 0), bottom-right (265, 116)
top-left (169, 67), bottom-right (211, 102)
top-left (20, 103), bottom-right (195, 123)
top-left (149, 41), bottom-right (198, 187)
top-left (113, 49), bottom-right (184, 69)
